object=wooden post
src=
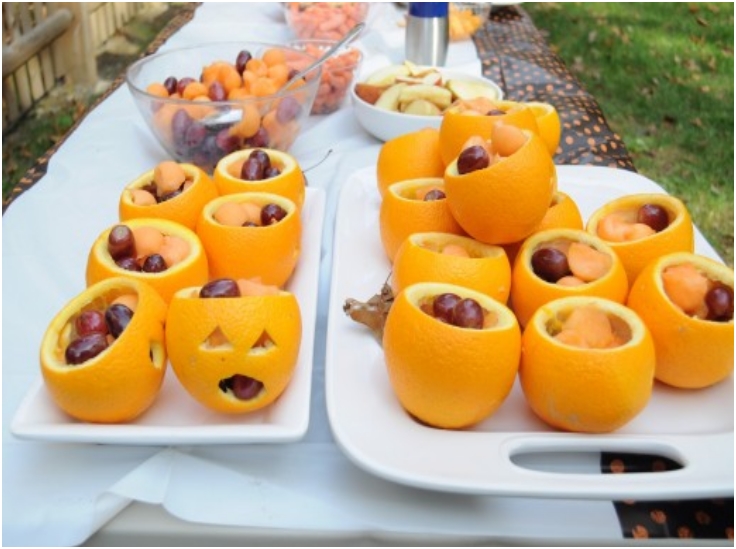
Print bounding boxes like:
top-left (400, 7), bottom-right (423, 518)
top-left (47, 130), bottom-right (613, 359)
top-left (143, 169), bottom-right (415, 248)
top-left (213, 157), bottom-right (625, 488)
top-left (52, 3), bottom-right (98, 86)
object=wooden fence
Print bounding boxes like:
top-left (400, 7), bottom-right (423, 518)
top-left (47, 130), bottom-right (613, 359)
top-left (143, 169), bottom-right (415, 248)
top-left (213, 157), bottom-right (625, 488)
top-left (2, 2), bottom-right (153, 132)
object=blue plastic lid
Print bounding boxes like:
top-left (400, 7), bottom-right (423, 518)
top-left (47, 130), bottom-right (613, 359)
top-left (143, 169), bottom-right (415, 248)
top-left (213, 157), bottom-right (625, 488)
top-left (408, 2), bottom-right (449, 17)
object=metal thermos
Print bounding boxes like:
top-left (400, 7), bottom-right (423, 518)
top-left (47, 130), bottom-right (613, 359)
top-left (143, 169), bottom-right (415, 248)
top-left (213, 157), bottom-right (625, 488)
top-left (405, 2), bottom-right (450, 66)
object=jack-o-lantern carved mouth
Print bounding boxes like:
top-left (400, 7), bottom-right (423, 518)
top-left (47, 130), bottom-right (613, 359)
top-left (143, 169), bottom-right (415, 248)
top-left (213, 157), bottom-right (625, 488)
top-left (202, 326), bottom-right (276, 401)
top-left (218, 374), bottom-right (264, 400)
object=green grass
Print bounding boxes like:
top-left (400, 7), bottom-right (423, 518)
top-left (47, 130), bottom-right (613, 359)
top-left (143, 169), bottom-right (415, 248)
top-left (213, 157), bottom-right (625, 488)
top-left (524, 2), bottom-right (734, 266)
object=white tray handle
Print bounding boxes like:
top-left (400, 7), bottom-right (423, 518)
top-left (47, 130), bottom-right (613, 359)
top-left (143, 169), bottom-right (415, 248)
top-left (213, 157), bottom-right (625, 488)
top-left (494, 432), bottom-right (735, 500)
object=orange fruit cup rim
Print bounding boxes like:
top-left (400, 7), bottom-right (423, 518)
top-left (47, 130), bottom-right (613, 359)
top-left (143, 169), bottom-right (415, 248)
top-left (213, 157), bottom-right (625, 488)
top-left (529, 295), bottom-right (650, 350)
top-left (401, 282), bottom-right (518, 331)
top-left (90, 218), bottom-right (206, 277)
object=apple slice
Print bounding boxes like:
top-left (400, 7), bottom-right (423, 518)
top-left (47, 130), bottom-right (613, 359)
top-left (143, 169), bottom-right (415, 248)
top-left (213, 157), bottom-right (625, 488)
top-left (399, 84), bottom-right (453, 111)
top-left (446, 79), bottom-right (501, 101)
top-left (402, 99), bottom-right (442, 116)
top-left (365, 65), bottom-right (411, 87)
top-left (354, 83), bottom-right (386, 105)
top-left (374, 83), bottom-right (408, 111)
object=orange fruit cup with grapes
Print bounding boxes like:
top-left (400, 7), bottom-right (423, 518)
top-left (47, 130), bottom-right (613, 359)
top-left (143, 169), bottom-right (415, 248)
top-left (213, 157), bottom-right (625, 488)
top-left (376, 127), bottom-right (445, 198)
top-left (503, 190), bottom-right (584, 265)
top-left (166, 279), bottom-right (302, 414)
top-left (119, 161), bottom-right (218, 231)
top-left (379, 178), bottom-right (465, 263)
top-left (383, 282), bottom-right (521, 429)
top-left (519, 296), bottom-right (656, 433)
top-left (213, 148), bottom-right (306, 208)
top-left (40, 277), bottom-right (168, 423)
top-left (586, 193), bottom-right (694, 284)
top-left (196, 192), bottom-right (301, 287)
top-left (438, 99), bottom-right (540, 166)
top-left (391, 232), bottom-right (511, 304)
top-left (510, 228), bottom-right (629, 328)
top-left (444, 128), bottom-right (554, 245)
top-left (86, 218), bottom-right (209, 304)
top-left (627, 252), bottom-right (734, 389)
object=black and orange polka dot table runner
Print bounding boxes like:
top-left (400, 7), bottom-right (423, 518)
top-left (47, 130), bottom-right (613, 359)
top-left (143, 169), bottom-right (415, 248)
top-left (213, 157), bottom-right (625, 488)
top-left (475, 6), bottom-right (636, 170)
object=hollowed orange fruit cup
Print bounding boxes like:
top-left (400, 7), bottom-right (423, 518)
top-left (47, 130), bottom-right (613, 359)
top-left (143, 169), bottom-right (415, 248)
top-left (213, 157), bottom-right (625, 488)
top-left (379, 178), bottom-right (465, 263)
top-left (510, 228), bottom-right (629, 328)
top-left (526, 101), bottom-right (561, 156)
top-left (503, 190), bottom-right (584, 265)
top-left (520, 296), bottom-right (656, 433)
top-left (586, 193), bottom-right (694, 284)
top-left (213, 148), bottom-right (306, 208)
top-left (444, 130), bottom-right (554, 245)
top-left (627, 252), bottom-right (734, 389)
top-left (166, 285), bottom-right (301, 414)
top-left (86, 218), bottom-right (209, 304)
top-left (40, 277), bottom-right (168, 423)
top-left (119, 163), bottom-right (218, 230)
top-left (383, 282), bottom-right (521, 429)
top-left (438, 99), bottom-right (541, 166)
top-left (391, 232), bottom-right (511, 304)
top-left (196, 192), bottom-right (301, 287)
top-left (376, 127), bottom-right (445, 198)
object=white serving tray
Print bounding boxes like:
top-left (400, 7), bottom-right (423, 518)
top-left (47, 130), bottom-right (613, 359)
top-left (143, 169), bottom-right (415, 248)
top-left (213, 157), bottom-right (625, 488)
top-left (325, 165), bottom-right (734, 499)
top-left (11, 188), bottom-right (326, 446)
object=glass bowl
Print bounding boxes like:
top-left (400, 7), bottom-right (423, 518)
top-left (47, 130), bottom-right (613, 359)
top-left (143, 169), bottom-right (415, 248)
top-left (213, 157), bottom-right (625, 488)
top-left (283, 3), bottom-right (371, 40)
top-left (126, 42), bottom-right (322, 173)
top-left (450, 2), bottom-right (492, 41)
top-left (289, 39), bottom-right (363, 115)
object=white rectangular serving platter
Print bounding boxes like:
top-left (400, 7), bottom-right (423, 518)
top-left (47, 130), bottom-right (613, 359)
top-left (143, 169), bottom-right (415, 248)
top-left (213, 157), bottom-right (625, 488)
top-left (11, 188), bottom-right (326, 446)
top-left (325, 165), bottom-right (734, 500)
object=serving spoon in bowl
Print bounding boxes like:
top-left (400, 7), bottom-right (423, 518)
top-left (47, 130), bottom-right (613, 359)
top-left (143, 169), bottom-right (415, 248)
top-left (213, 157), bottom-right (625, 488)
top-left (280, 22), bottom-right (366, 92)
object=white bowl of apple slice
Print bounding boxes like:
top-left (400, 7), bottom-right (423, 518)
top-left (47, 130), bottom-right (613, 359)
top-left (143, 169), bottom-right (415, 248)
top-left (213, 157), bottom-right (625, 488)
top-left (350, 60), bottom-right (504, 142)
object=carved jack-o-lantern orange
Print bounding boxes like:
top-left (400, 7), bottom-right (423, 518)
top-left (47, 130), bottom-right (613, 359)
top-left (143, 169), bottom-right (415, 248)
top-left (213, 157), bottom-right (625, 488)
top-left (165, 284), bottom-right (302, 414)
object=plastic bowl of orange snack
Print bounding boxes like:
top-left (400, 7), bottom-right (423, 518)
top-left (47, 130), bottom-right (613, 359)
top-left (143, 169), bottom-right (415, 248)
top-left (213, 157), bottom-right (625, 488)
top-left (284, 2), bottom-right (371, 40)
top-left (126, 42), bottom-right (322, 173)
top-left (289, 39), bottom-right (363, 114)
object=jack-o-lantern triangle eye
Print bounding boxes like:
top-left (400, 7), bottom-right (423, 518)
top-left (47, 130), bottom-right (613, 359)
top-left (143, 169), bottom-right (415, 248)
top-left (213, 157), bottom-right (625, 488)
top-left (250, 330), bottom-right (275, 352)
top-left (201, 326), bottom-right (233, 350)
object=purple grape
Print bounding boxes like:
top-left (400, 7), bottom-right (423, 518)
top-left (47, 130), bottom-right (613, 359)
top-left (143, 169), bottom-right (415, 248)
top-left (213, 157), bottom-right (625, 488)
top-left (199, 278), bottom-right (241, 298)
top-left (241, 156), bottom-right (265, 180)
top-left (235, 50), bottom-right (252, 74)
top-left (183, 122), bottom-right (207, 149)
top-left (141, 254), bottom-right (168, 273)
top-left (105, 304), bottom-right (134, 339)
top-left (276, 96), bottom-right (301, 123)
top-left (261, 203), bottom-right (287, 225)
top-left (75, 310), bottom-right (108, 337)
top-left (244, 127), bottom-right (270, 148)
top-left (263, 166), bottom-right (281, 178)
top-left (215, 128), bottom-right (241, 154)
top-left (176, 77), bottom-right (195, 95)
top-left (163, 76), bottom-right (178, 95)
top-left (208, 81), bottom-right (227, 102)
top-left (115, 256), bottom-right (140, 272)
top-left (171, 108), bottom-right (194, 147)
top-left (230, 375), bottom-right (263, 400)
top-left (65, 333), bottom-right (108, 365)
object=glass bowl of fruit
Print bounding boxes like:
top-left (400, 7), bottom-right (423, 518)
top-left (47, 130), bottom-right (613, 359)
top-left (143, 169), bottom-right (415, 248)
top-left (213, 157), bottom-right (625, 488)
top-left (283, 2), bottom-right (371, 41)
top-left (125, 42), bottom-right (322, 173)
top-left (288, 39), bottom-right (363, 115)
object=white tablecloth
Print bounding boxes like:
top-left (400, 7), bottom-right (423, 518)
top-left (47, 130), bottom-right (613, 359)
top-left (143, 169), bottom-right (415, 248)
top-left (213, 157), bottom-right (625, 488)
top-left (1, 3), bottom-right (689, 546)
